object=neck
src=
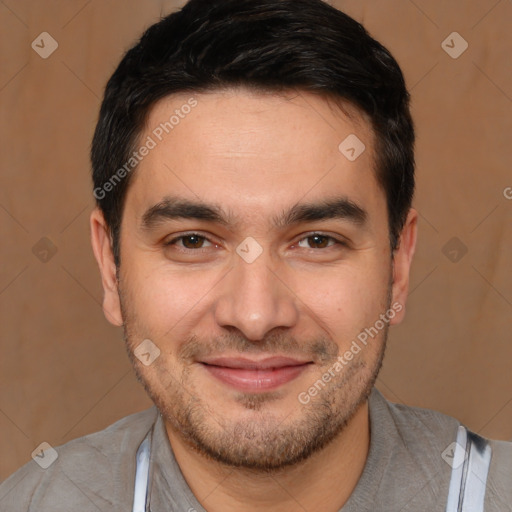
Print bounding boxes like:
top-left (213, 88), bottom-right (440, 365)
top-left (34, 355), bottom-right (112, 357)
top-left (165, 399), bottom-right (370, 512)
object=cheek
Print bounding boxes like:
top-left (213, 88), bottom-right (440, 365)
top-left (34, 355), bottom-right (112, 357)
top-left (292, 260), bottom-right (391, 341)
top-left (122, 261), bottom-right (220, 336)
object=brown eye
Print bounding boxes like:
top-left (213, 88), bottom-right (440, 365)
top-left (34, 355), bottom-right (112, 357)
top-left (181, 234), bottom-right (206, 249)
top-left (308, 235), bottom-right (329, 248)
top-left (165, 234), bottom-right (213, 250)
top-left (297, 234), bottom-right (340, 249)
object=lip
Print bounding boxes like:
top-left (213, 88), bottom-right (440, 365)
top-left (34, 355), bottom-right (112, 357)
top-left (199, 356), bottom-right (313, 392)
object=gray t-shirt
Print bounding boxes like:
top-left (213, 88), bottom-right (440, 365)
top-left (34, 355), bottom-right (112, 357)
top-left (1, 387), bottom-right (511, 511)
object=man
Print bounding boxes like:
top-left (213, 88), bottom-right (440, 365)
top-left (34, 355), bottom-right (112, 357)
top-left (1, 0), bottom-right (510, 510)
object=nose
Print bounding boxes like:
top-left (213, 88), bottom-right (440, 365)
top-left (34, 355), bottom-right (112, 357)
top-left (213, 252), bottom-right (299, 341)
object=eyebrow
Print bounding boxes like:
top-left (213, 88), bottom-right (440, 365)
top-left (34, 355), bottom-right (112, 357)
top-left (140, 195), bottom-right (367, 231)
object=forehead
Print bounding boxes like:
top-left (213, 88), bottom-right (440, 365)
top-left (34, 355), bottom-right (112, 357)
top-left (126, 88), bottom-right (382, 227)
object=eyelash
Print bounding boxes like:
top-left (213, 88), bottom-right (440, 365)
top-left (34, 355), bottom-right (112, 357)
top-left (164, 232), bottom-right (348, 252)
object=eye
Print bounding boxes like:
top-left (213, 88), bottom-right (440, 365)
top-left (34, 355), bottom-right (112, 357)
top-left (296, 233), bottom-right (345, 250)
top-left (165, 233), bottom-right (215, 250)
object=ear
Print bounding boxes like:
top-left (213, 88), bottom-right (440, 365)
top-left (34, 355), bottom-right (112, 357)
top-left (389, 208), bottom-right (418, 326)
top-left (90, 208), bottom-right (123, 326)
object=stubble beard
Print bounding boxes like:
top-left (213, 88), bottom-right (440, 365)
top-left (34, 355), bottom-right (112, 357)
top-left (119, 282), bottom-right (391, 472)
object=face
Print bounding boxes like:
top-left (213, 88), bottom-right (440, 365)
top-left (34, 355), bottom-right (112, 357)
top-left (91, 88), bottom-right (417, 471)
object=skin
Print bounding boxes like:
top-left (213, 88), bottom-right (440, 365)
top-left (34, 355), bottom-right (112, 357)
top-left (90, 88), bottom-right (417, 512)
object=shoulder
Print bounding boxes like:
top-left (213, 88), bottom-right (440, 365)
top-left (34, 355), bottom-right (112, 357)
top-left (371, 388), bottom-right (512, 508)
top-left (0, 407), bottom-right (158, 512)
top-left (369, 387), bottom-right (461, 456)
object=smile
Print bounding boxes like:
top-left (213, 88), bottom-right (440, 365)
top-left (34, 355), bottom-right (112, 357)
top-left (199, 356), bottom-right (313, 392)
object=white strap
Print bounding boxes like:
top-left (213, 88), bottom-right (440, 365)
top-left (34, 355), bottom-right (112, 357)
top-left (445, 426), bottom-right (468, 512)
top-left (445, 425), bottom-right (492, 512)
top-left (132, 432), bottom-right (152, 512)
top-left (459, 430), bottom-right (492, 511)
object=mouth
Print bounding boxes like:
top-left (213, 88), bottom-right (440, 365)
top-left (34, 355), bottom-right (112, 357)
top-left (199, 356), bottom-right (314, 392)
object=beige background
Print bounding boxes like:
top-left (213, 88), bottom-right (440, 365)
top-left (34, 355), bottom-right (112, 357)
top-left (0, 0), bottom-right (511, 481)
